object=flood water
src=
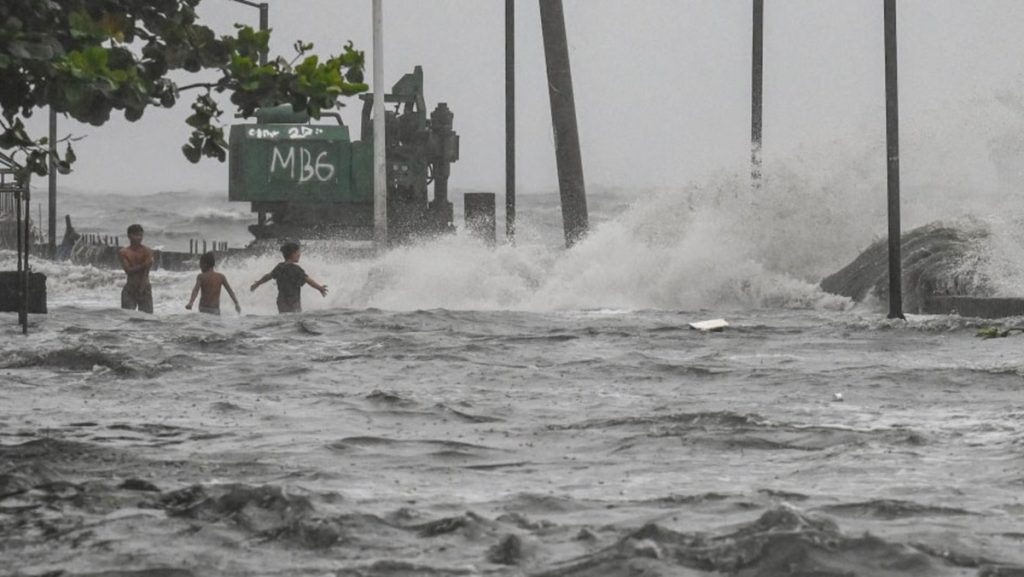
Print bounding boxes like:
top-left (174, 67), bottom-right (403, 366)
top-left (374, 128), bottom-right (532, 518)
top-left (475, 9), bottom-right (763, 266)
top-left (2, 188), bottom-right (1023, 576)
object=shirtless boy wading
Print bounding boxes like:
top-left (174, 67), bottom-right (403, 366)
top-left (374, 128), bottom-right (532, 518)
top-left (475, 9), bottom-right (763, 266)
top-left (186, 252), bottom-right (241, 315)
top-left (119, 224), bottom-right (154, 313)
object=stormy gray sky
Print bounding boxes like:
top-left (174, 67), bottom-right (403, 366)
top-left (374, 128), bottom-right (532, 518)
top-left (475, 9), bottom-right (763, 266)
top-left (29, 0), bottom-right (1024, 196)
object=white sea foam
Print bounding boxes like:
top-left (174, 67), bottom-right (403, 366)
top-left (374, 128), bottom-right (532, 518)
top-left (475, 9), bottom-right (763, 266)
top-left (222, 172), bottom-right (864, 312)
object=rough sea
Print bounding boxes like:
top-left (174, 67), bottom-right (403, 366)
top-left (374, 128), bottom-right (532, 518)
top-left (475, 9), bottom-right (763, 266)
top-left (2, 179), bottom-right (1023, 576)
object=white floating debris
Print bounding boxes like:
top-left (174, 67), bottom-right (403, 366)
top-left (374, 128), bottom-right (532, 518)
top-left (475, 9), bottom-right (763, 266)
top-left (833, 393), bottom-right (844, 402)
top-left (689, 318), bottom-right (729, 332)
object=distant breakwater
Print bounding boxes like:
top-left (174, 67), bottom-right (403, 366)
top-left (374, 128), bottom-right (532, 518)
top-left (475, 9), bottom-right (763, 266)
top-left (1, 214), bottom-right (240, 272)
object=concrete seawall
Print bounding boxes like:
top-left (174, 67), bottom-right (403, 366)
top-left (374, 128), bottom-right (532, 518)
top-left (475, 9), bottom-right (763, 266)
top-left (821, 220), bottom-right (1024, 318)
top-left (922, 296), bottom-right (1024, 319)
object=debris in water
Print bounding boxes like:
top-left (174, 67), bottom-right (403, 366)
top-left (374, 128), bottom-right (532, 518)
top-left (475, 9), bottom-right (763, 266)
top-left (689, 318), bottom-right (729, 332)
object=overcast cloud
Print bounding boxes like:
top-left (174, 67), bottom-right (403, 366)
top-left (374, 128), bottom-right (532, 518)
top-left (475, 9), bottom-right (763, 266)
top-left (25, 0), bottom-right (1024, 196)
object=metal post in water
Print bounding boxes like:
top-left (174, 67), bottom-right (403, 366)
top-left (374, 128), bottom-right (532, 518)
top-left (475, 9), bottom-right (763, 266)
top-left (48, 107), bottom-right (57, 257)
top-left (258, 4), bottom-right (268, 226)
top-left (24, 184), bottom-right (29, 334)
top-left (505, 0), bottom-right (516, 243)
top-left (751, 0), bottom-right (764, 189)
top-left (372, 0), bottom-right (387, 247)
top-left (884, 0), bottom-right (904, 319)
top-left (15, 187), bottom-right (24, 332)
top-left (539, 0), bottom-right (588, 248)
top-left (16, 180), bottom-right (30, 334)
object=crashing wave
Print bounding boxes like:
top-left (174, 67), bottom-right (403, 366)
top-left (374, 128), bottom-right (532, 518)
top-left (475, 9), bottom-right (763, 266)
top-left (820, 219), bottom-right (996, 312)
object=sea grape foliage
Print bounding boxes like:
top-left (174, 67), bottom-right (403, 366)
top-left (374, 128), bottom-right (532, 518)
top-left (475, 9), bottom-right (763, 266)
top-left (0, 0), bottom-right (367, 180)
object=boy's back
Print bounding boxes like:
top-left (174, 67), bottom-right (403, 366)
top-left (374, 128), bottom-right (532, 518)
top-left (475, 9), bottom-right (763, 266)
top-left (197, 271), bottom-right (226, 312)
top-left (187, 253), bottom-right (241, 315)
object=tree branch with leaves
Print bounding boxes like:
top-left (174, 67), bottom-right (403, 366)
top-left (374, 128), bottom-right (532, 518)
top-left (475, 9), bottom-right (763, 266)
top-left (0, 0), bottom-right (367, 181)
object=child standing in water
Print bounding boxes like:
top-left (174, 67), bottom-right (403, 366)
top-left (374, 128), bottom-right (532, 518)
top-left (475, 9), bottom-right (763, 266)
top-left (186, 252), bottom-right (241, 315)
top-left (250, 242), bottom-right (328, 313)
top-left (118, 223), bottom-right (154, 313)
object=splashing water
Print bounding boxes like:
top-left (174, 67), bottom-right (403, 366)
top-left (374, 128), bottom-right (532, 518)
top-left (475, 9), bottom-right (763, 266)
top-left (7, 176), bottom-right (859, 313)
top-left (15, 88), bottom-right (1024, 315)
top-left (9, 172), bottom-right (1024, 314)
top-left (6, 130), bottom-right (1024, 574)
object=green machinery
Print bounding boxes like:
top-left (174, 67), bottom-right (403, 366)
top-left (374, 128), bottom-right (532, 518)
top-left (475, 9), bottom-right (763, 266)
top-left (229, 67), bottom-right (460, 242)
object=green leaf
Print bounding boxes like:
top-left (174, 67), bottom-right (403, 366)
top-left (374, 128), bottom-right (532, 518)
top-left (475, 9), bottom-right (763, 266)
top-left (68, 11), bottom-right (95, 40)
top-left (2, 3), bottom-right (367, 176)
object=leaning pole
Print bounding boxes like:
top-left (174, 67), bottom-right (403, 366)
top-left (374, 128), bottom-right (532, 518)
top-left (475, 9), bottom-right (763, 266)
top-left (884, 0), bottom-right (904, 319)
top-left (751, 0), bottom-right (764, 190)
top-left (539, 0), bottom-right (588, 248)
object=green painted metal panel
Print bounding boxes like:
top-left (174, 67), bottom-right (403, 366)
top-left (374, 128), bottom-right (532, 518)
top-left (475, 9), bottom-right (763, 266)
top-left (350, 139), bottom-right (374, 203)
top-left (229, 124), bottom-right (356, 203)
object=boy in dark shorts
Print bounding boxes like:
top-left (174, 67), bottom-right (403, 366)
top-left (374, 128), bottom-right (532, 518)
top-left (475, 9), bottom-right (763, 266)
top-left (186, 252), bottom-right (241, 315)
top-left (118, 223), bottom-right (154, 313)
top-left (250, 242), bottom-right (328, 313)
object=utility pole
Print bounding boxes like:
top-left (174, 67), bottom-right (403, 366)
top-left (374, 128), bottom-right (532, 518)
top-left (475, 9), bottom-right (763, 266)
top-left (258, 2), bottom-right (268, 66)
top-left (884, 0), bottom-right (904, 319)
top-left (539, 0), bottom-right (588, 248)
top-left (505, 0), bottom-right (516, 243)
top-left (227, 0), bottom-right (269, 66)
top-left (229, 0), bottom-right (270, 227)
top-left (373, 0), bottom-right (387, 247)
top-left (751, 0), bottom-right (764, 190)
top-left (48, 107), bottom-right (56, 257)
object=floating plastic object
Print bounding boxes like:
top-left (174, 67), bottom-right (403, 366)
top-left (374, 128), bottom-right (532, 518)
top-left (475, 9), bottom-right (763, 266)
top-left (689, 318), bottom-right (729, 332)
